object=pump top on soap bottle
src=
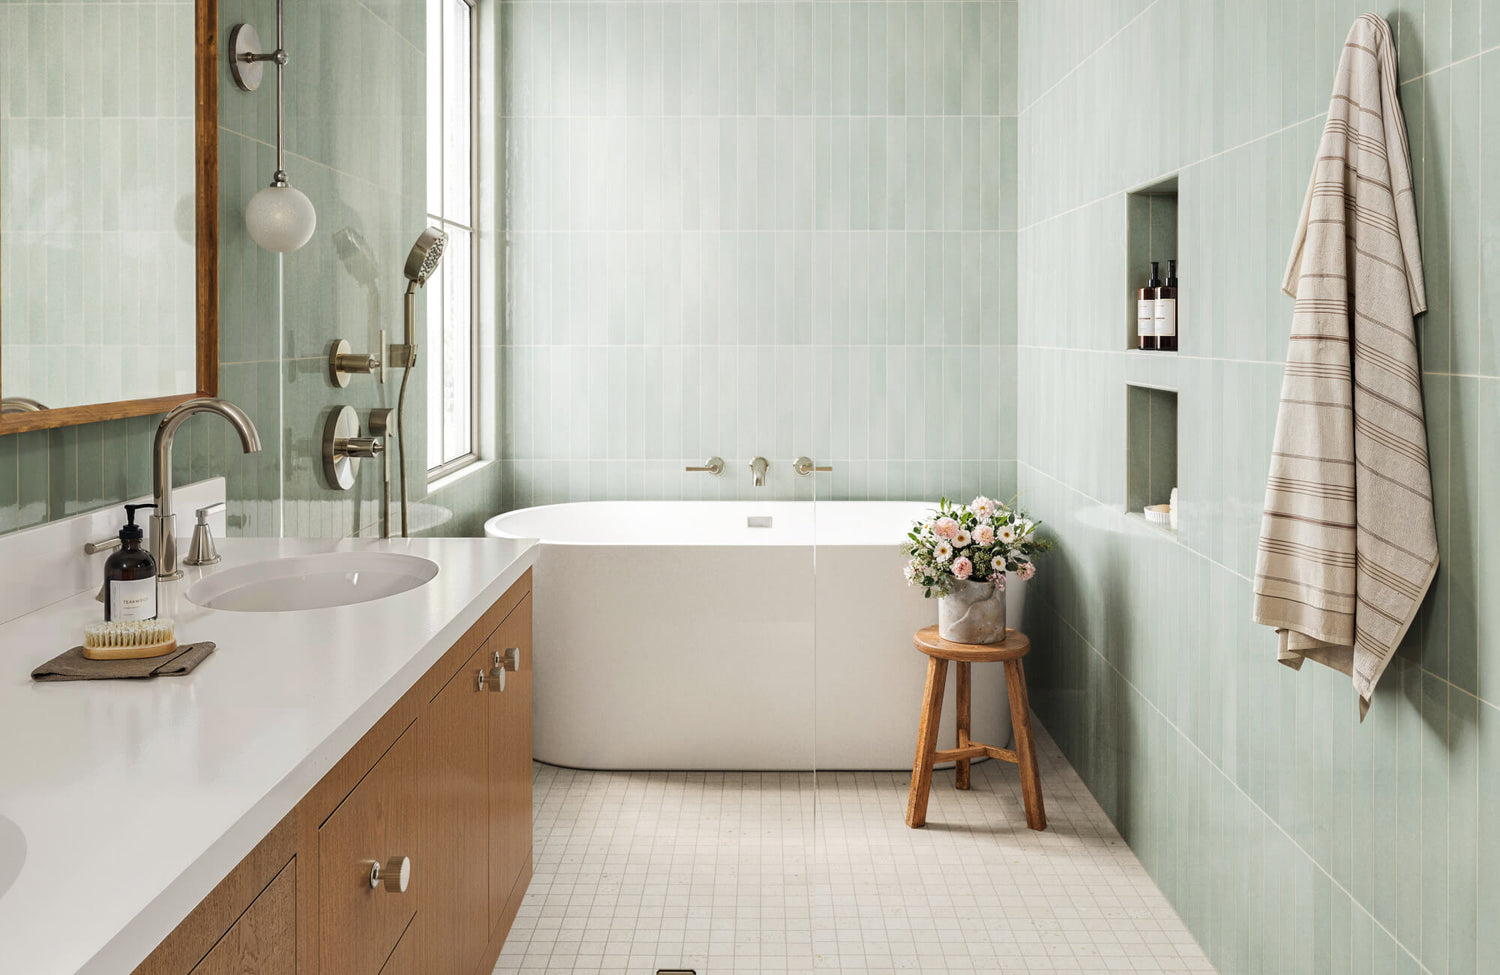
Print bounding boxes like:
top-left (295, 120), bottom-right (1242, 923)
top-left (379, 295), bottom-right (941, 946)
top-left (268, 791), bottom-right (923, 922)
top-left (104, 503), bottom-right (159, 621)
top-left (1137, 261), bottom-right (1163, 351)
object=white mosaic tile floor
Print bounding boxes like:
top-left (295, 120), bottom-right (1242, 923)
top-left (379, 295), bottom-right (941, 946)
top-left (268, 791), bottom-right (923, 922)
top-left (496, 727), bottom-right (1216, 975)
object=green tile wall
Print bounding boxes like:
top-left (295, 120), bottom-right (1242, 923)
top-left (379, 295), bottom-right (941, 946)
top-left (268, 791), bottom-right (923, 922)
top-left (0, 0), bottom-right (501, 540)
top-left (498, 0), bottom-right (1020, 505)
top-left (1016, 2), bottom-right (1494, 973)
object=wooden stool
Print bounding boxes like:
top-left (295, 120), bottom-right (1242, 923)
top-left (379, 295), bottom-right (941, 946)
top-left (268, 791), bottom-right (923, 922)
top-left (905, 626), bottom-right (1046, 831)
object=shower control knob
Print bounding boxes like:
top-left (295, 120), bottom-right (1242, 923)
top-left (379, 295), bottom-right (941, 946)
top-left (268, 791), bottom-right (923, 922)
top-left (329, 339), bottom-right (383, 387)
top-left (340, 437), bottom-right (384, 459)
top-left (368, 856), bottom-right (410, 893)
top-left (322, 406), bottom-right (383, 490)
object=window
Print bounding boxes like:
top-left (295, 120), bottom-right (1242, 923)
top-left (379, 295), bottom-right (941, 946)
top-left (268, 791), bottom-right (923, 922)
top-left (426, 0), bottom-right (478, 476)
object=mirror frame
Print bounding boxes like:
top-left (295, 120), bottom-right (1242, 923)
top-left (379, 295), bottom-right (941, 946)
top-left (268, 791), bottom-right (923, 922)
top-left (0, 0), bottom-right (219, 436)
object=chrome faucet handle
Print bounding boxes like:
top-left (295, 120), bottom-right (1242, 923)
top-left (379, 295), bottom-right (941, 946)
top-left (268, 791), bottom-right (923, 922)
top-left (194, 501), bottom-right (226, 524)
top-left (85, 536), bottom-right (122, 602)
top-left (685, 456), bottom-right (725, 476)
top-left (84, 536), bottom-right (122, 556)
top-left (792, 456), bottom-right (832, 476)
top-left (183, 502), bottom-right (226, 567)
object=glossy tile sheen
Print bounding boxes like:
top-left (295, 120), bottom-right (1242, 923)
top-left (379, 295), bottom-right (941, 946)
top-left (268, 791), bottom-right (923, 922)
top-left (500, 732), bottom-right (1215, 975)
top-left (1018, 3), bottom-right (1495, 974)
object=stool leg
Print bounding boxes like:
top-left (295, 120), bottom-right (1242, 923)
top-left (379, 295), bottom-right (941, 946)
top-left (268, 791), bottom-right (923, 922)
top-left (955, 661), bottom-right (971, 790)
top-left (905, 656), bottom-right (948, 828)
top-left (1004, 658), bottom-right (1046, 830)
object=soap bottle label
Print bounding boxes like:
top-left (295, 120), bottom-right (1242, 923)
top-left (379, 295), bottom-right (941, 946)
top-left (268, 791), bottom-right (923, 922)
top-left (1137, 299), bottom-right (1155, 338)
top-left (109, 577), bottom-right (158, 622)
top-left (1154, 298), bottom-right (1177, 337)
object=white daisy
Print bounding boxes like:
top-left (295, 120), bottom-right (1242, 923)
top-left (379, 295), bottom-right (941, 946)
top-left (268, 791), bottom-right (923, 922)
top-left (998, 525), bottom-right (1016, 544)
top-left (953, 529), bottom-right (972, 548)
top-left (933, 541), bottom-right (953, 563)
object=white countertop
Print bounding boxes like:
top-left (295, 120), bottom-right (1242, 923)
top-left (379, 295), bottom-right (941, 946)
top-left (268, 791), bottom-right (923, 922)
top-left (0, 534), bottom-right (537, 975)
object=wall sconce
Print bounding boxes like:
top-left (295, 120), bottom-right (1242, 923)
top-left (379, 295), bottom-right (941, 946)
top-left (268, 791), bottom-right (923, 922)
top-left (229, 0), bottom-right (316, 253)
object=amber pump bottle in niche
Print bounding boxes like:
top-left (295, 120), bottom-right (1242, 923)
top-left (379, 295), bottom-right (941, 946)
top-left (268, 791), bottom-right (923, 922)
top-left (1137, 262), bottom-right (1162, 350)
top-left (104, 503), bottom-right (159, 622)
top-left (1154, 259), bottom-right (1179, 351)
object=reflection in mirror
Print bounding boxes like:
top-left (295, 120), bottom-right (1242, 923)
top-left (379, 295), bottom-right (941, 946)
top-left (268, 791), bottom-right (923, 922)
top-left (0, 0), bottom-right (199, 413)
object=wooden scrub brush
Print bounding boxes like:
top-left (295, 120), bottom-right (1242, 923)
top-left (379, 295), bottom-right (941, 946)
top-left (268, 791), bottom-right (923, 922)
top-left (82, 619), bottom-right (178, 660)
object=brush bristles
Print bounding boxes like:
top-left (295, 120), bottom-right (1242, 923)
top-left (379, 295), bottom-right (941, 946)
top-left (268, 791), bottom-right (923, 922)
top-left (84, 619), bottom-right (175, 650)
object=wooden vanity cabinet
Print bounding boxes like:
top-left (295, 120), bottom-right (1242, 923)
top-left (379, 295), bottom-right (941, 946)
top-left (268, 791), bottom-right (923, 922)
top-left (131, 570), bottom-right (534, 975)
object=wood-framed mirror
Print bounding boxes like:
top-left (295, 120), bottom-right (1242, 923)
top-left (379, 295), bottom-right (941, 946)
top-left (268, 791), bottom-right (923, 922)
top-left (0, 0), bottom-right (218, 435)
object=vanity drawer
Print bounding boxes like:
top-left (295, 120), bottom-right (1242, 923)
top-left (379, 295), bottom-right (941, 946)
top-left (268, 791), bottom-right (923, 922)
top-left (319, 723), bottom-right (419, 975)
top-left (188, 860), bottom-right (295, 975)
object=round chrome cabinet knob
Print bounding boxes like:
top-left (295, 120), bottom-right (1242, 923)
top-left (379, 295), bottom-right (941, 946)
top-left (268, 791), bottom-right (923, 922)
top-left (368, 855), bottom-right (411, 893)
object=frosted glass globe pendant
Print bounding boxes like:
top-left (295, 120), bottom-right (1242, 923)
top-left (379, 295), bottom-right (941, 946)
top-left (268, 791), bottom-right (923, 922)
top-left (228, 0), bottom-right (316, 253)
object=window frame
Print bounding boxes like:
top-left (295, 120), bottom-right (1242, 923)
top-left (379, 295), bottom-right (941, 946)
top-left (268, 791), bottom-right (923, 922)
top-left (426, 0), bottom-right (481, 481)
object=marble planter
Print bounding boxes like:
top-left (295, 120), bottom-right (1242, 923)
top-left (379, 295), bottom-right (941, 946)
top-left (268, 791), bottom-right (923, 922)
top-left (937, 578), bottom-right (1007, 644)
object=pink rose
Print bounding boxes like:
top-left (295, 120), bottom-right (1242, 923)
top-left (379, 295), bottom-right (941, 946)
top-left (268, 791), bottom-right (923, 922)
top-left (973, 524), bottom-right (995, 546)
top-left (951, 556), bottom-right (973, 580)
top-left (1018, 561), bottom-right (1036, 581)
top-left (933, 517), bottom-right (960, 540)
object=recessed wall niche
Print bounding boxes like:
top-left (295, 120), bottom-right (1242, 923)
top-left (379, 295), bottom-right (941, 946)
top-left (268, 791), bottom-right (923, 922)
top-left (1125, 176), bottom-right (1179, 352)
top-left (1125, 384), bottom-right (1177, 531)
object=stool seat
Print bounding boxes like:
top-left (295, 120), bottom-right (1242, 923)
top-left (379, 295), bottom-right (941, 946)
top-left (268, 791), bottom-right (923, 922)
top-left (905, 626), bottom-right (1046, 831)
top-left (913, 625), bottom-right (1029, 662)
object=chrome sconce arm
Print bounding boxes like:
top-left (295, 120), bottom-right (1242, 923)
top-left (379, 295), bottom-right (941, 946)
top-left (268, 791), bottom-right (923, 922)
top-left (229, 0), bottom-right (316, 252)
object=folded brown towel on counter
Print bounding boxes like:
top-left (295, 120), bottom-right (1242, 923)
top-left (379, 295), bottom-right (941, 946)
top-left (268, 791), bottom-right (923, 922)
top-left (31, 642), bottom-right (216, 682)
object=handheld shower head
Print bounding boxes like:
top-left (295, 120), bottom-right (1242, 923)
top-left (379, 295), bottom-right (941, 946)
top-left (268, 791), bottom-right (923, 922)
top-left (403, 227), bottom-right (448, 287)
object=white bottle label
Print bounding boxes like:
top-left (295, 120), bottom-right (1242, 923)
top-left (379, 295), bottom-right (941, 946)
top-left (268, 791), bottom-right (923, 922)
top-left (110, 577), bottom-right (157, 621)
top-left (1154, 297), bottom-right (1177, 337)
top-left (1137, 298), bottom-right (1155, 338)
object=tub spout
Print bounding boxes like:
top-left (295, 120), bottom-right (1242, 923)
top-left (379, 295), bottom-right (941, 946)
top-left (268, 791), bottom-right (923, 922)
top-left (749, 456), bottom-right (768, 487)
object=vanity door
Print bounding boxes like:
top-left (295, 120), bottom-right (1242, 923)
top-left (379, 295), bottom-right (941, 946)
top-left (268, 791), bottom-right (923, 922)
top-left (487, 593), bottom-right (533, 934)
top-left (418, 645), bottom-right (493, 974)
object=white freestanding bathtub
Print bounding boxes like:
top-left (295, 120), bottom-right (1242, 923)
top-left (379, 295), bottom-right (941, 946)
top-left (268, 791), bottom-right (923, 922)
top-left (485, 501), bottom-right (1025, 771)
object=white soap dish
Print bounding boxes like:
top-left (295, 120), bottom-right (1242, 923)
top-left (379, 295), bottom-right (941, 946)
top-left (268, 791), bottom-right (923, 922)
top-left (1144, 504), bottom-right (1172, 526)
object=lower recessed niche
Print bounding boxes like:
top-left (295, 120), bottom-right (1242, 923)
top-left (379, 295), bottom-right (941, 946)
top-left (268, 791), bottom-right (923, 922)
top-left (1125, 384), bottom-right (1177, 531)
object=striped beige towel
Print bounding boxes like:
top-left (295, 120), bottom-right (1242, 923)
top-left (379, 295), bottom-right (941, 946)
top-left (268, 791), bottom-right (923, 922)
top-left (1253, 13), bottom-right (1436, 718)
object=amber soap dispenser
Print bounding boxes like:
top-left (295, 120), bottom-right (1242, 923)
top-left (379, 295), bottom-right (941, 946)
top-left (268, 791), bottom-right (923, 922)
top-left (1137, 261), bottom-right (1163, 350)
top-left (104, 503), bottom-right (159, 622)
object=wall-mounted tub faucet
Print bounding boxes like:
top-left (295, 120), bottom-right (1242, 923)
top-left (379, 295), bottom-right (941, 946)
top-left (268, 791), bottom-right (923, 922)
top-left (749, 456), bottom-right (768, 487)
top-left (152, 398), bottom-right (262, 580)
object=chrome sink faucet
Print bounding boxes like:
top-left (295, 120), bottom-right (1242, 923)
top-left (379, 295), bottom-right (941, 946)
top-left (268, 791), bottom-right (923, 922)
top-left (151, 398), bottom-right (262, 580)
top-left (749, 456), bottom-right (768, 487)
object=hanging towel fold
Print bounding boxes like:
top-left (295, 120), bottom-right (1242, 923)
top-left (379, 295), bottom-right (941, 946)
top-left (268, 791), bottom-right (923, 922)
top-left (1252, 12), bottom-right (1436, 718)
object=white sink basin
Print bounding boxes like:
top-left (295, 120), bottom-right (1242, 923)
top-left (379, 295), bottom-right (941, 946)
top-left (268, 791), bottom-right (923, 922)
top-left (186, 553), bottom-right (439, 612)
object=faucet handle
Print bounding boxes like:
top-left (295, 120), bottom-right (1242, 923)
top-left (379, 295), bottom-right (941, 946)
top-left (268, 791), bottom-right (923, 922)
top-left (685, 456), bottom-right (725, 475)
top-left (194, 501), bottom-right (226, 525)
top-left (792, 456), bottom-right (833, 476)
top-left (183, 505), bottom-right (223, 567)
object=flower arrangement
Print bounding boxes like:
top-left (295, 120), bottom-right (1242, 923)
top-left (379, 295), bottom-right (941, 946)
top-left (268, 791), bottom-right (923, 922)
top-left (902, 496), bottom-right (1052, 598)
